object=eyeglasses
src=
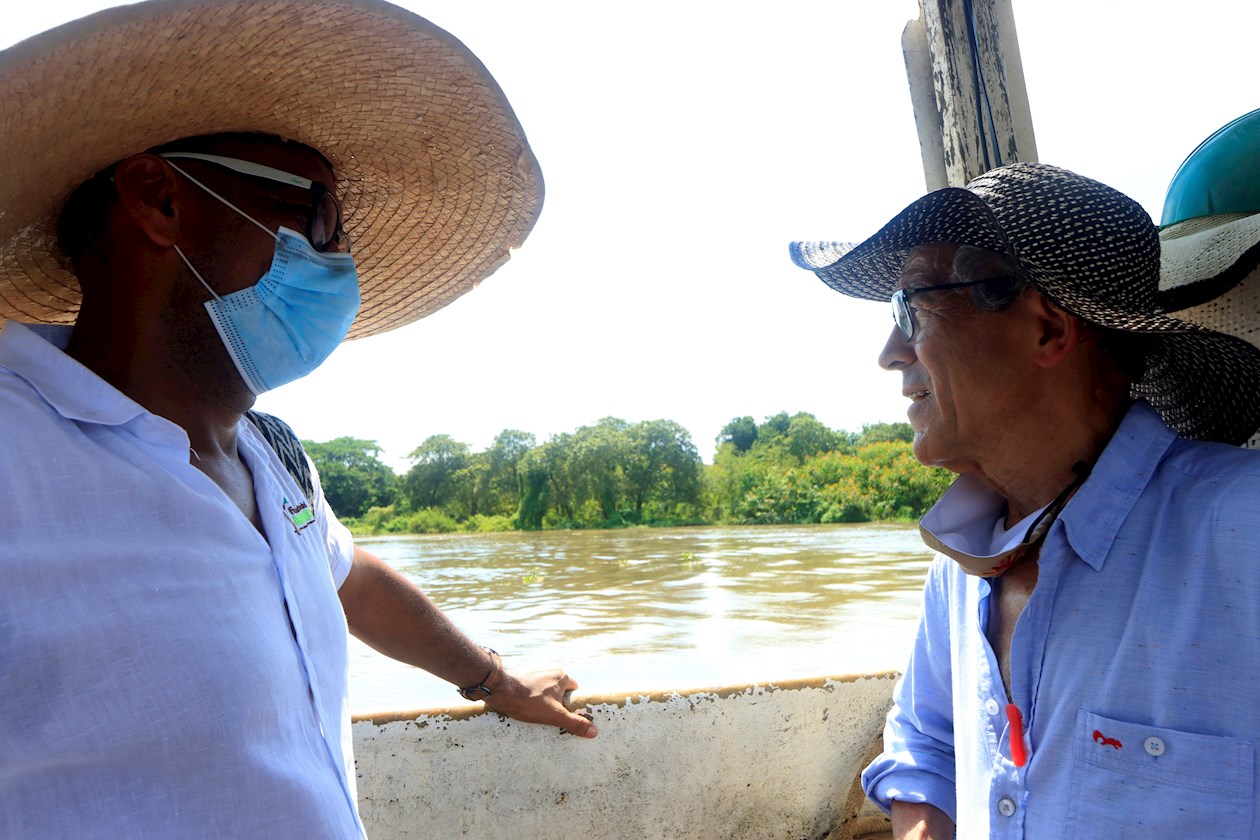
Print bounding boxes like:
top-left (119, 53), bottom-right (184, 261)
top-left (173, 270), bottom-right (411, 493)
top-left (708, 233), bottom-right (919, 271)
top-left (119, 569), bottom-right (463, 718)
top-left (891, 278), bottom-right (993, 340)
top-left (159, 152), bottom-right (347, 252)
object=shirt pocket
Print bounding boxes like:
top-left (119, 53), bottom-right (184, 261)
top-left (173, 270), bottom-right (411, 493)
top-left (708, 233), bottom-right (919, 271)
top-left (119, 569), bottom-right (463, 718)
top-left (1064, 710), bottom-right (1254, 839)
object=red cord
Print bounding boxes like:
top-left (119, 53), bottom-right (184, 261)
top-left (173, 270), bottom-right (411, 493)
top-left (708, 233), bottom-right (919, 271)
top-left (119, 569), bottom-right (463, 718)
top-left (1007, 703), bottom-right (1027, 767)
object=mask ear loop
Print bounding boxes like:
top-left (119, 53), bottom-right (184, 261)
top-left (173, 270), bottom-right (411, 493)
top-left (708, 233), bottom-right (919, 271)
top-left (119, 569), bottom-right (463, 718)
top-left (163, 158), bottom-right (284, 304)
top-left (163, 159), bottom-right (281, 244)
top-left (172, 243), bottom-right (221, 302)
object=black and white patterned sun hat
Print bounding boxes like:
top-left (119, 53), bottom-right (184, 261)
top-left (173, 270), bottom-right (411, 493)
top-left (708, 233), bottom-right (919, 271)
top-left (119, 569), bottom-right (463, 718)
top-left (790, 162), bottom-right (1260, 446)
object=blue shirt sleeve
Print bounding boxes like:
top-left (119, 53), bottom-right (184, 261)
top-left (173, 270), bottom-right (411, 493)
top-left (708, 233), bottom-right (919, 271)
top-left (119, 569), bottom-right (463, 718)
top-left (862, 555), bottom-right (959, 822)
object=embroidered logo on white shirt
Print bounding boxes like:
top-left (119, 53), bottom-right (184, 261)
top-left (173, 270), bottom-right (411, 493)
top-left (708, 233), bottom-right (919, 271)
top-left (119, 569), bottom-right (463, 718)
top-left (284, 497), bottom-right (315, 533)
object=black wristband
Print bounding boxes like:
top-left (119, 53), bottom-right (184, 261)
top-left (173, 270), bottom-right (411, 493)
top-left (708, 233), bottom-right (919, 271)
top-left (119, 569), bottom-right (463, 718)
top-left (456, 647), bottom-right (500, 701)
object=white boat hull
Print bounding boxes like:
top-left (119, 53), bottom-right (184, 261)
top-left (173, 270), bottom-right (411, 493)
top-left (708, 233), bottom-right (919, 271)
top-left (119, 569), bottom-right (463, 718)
top-left (353, 672), bottom-right (896, 839)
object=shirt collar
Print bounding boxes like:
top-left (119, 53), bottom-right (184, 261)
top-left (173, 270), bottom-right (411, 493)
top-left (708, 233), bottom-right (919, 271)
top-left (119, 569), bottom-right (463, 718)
top-left (918, 401), bottom-right (1175, 575)
top-left (1057, 401), bottom-right (1175, 571)
top-left (920, 474), bottom-right (1049, 555)
top-left (0, 322), bottom-right (149, 427)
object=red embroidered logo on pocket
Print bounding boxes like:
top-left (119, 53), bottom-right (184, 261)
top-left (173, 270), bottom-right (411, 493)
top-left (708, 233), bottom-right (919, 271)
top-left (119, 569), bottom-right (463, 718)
top-left (1092, 729), bottom-right (1122, 750)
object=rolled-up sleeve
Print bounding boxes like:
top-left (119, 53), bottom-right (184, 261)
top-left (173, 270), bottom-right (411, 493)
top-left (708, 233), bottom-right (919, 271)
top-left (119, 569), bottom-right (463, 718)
top-left (862, 556), bottom-right (958, 822)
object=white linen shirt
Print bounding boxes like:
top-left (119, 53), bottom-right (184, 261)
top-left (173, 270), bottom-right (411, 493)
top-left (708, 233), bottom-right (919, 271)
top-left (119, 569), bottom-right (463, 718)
top-left (863, 403), bottom-right (1260, 838)
top-left (0, 323), bottom-right (363, 838)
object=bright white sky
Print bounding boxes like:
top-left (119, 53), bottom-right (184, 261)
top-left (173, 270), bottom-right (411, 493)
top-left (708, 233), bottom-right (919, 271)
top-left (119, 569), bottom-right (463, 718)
top-left (8, 1), bottom-right (1258, 471)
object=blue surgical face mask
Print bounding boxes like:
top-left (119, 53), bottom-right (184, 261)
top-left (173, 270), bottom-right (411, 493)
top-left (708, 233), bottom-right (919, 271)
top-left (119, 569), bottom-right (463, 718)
top-left (167, 161), bottom-right (360, 395)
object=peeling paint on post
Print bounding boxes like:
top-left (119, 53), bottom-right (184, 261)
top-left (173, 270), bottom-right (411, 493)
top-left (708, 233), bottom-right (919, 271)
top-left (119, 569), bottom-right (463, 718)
top-left (905, 0), bottom-right (1038, 188)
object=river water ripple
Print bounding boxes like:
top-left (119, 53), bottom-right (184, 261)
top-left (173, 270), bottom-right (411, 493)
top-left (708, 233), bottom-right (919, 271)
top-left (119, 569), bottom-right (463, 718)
top-left (349, 523), bottom-right (933, 711)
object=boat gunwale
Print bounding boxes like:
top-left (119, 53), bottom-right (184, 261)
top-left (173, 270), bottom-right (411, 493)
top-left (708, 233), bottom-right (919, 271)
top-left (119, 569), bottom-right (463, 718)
top-left (352, 669), bottom-right (901, 725)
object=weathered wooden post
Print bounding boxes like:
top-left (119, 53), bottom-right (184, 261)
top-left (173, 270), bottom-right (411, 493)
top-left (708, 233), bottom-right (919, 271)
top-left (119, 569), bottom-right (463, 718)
top-left (902, 0), bottom-right (1037, 190)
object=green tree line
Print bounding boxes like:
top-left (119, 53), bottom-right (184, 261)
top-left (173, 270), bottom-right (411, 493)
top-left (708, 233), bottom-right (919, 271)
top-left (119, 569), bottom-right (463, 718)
top-left (302, 412), bottom-right (953, 535)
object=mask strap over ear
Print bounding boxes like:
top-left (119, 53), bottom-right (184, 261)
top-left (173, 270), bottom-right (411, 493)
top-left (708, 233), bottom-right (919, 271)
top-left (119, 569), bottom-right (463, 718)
top-left (163, 159), bottom-right (282, 244)
top-left (172, 243), bottom-right (222, 302)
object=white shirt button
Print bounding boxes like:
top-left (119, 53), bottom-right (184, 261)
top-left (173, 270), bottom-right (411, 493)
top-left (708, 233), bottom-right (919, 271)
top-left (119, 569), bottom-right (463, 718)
top-left (1144, 736), bottom-right (1166, 757)
top-left (997, 797), bottom-right (1017, 817)
top-left (985, 698), bottom-right (1001, 715)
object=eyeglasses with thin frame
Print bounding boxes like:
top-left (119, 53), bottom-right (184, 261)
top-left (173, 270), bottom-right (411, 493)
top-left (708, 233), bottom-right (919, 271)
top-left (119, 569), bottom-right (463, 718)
top-left (891, 278), bottom-right (995, 341)
top-left (159, 152), bottom-right (348, 252)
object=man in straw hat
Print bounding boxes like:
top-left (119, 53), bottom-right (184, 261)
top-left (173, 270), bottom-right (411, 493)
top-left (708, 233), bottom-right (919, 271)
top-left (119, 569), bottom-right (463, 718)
top-left (1160, 108), bottom-right (1260, 448)
top-left (0, 1), bottom-right (595, 836)
top-left (791, 162), bottom-right (1260, 838)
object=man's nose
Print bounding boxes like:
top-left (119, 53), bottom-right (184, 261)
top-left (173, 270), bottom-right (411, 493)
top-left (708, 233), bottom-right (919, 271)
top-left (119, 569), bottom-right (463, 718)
top-left (878, 325), bottom-right (914, 371)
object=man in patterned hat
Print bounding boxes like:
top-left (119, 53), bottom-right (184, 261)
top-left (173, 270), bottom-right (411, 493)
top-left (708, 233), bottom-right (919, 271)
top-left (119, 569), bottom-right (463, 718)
top-left (0, 2), bottom-right (594, 838)
top-left (792, 162), bottom-right (1260, 838)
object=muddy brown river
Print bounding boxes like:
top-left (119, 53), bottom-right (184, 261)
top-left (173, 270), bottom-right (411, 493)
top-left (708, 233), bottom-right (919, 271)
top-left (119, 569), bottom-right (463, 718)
top-left (349, 523), bottom-right (933, 711)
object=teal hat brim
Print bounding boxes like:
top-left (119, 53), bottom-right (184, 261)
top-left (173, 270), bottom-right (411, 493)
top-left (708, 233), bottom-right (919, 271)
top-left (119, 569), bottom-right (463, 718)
top-left (1160, 108), bottom-right (1260, 227)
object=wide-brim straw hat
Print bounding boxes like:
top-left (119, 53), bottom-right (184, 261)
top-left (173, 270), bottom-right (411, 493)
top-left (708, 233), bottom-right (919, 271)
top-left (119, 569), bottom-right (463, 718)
top-left (1159, 214), bottom-right (1260, 312)
top-left (790, 162), bottom-right (1260, 446)
top-left (0, 0), bottom-right (542, 340)
top-left (1157, 110), bottom-right (1260, 448)
top-left (1167, 272), bottom-right (1260, 448)
top-left (1158, 108), bottom-right (1260, 313)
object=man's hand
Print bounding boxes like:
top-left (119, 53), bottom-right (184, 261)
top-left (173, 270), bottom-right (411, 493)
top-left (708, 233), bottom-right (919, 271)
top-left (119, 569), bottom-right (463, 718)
top-left (891, 801), bottom-right (954, 840)
top-left (482, 668), bottom-right (598, 738)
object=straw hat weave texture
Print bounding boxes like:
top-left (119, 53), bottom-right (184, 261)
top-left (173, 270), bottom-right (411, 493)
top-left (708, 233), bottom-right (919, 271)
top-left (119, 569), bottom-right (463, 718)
top-left (0, 0), bottom-right (543, 339)
top-left (1157, 108), bottom-right (1260, 311)
top-left (1159, 214), bottom-right (1260, 311)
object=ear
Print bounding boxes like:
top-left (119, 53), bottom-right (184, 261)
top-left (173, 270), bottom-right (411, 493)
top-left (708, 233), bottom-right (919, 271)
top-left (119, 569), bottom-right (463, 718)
top-left (111, 154), bottom-right (181, 248)
top-left (1024, 288), bottom-right (1084, 369)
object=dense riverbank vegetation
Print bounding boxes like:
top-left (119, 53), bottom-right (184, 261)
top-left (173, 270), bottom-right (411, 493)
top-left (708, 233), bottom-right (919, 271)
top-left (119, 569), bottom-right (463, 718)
top-left (303, 412), bottom-right (954, 535)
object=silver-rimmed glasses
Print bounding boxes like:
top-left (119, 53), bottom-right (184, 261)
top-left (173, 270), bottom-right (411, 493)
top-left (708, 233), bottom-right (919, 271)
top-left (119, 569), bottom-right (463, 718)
top-left (892, 278), bottom-right (993, 340)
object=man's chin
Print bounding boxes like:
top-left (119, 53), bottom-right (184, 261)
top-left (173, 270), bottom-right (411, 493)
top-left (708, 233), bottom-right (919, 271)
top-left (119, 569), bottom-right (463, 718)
top-left (910, 435), bottom-right (964, 474)
top-left (910, 433), bottom-right (932, 466)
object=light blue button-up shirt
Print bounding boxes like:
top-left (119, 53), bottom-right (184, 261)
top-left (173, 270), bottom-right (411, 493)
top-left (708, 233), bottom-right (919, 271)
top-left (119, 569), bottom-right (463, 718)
top-left (863, 402), bottom-right (1260, 838)
top-left (0, 323), bottom-right (363, 838)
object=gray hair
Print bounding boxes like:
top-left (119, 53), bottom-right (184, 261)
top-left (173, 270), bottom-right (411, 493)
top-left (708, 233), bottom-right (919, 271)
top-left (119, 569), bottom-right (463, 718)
top-left (951, 245), bottom-right (1027, 310)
